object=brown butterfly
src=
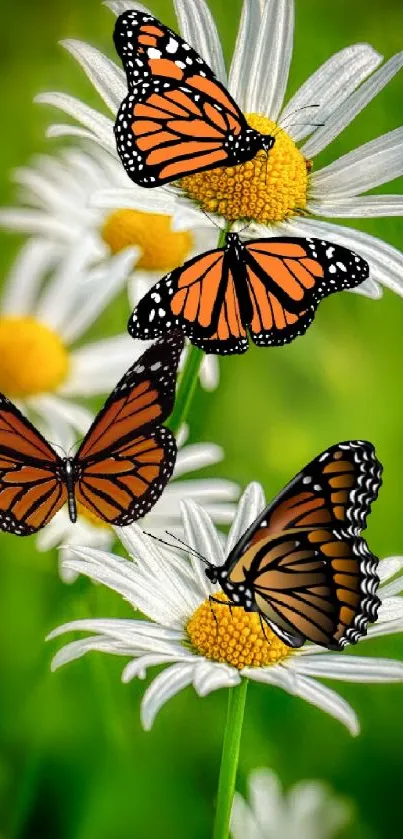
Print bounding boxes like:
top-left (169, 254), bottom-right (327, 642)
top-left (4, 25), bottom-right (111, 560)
top-left (205, 441), bottom-right (382, 649)
top-left (0, 331), bottom-right (183, 535)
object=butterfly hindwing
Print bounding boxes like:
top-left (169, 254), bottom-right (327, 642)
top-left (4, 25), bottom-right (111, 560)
top-left (74, 330), bottom-right (184, 525)
top-left (113, 11), bottom-right (267, 187)
top-left (0, 395), bottom-right (66, 535)
top-left (217, 441), bottom-right (382, 649)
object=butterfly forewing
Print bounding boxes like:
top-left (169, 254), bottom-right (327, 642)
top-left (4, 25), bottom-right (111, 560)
top-left (74, 331), bottom-right (184, 526)
top-left (113, 11), bottom-right (265, 187)
top-left (0, 395), bottom-right (66, 535)
top-left (220, 441), bottom-right (382, 649)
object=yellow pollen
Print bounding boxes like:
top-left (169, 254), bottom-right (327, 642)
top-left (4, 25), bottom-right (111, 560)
top-left (102, 209), bottom-right (193, 271)
top-left (76, 502), bottom-right (112, 531)
top-left (0, 316), bottom-right (69, 397)
top-left (186, 593), bottom-right (293, 669)
top-left (180, 114), bottom-right (309, 225)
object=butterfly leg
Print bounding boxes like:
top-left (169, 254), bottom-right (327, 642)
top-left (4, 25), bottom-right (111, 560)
top-left (259, 614), bottom-right (272, 648)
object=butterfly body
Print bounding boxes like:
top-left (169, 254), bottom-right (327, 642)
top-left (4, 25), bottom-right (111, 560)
top-left (113, 11), bottom-right (275, 187)
top-left (0, 332), bottom-right (184, 535)
top-left (129, 232), bottom-right (369, 354)
top-left (205, 441), bottom-right (382, 650)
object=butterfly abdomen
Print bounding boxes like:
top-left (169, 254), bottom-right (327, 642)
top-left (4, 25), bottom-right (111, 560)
top-left (64, 458), bottom-right (77, 523)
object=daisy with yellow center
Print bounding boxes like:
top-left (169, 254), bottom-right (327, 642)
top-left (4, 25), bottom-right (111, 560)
top-left (0, 235), bottom-right (138, 440)
top-left (49, 482), bottom-right (403, 735)
top-left (36, 0), bottom-right (403, 298)
top-left (0, 145), bottom-right (219, 390)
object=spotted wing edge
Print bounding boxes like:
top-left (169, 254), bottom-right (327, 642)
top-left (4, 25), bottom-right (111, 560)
top-left (0, 393), bottom-right (65, 536)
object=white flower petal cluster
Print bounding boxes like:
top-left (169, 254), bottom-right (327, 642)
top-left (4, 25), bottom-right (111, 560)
top-left (33, 0), bottom-right (403, 298)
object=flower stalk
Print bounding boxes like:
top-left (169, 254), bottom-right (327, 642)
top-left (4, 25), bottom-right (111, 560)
top-left (212, 679), bottom-right (248, 839)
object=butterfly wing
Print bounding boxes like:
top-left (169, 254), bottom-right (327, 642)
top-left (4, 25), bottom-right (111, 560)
top-left (0, 395), bottom-right (66, 535)
top-left (243, 237), bottom-right (369, 346)
top-left (74, 331), bottom-right (183, 525)
top-left (229, 528), bottom-right (380, 649)
top-left (128, 247), bottom-right (249, 355)
top-left (113, 10), bottom-right (258, 187)
top-left (225, 441), bottom-right (382, 648)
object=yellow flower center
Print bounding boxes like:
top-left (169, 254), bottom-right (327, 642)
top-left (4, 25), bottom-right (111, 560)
top-left (0, 316), bottom-right (69, 397)
top-left (186, 593), bottom-right (292, 669)
top-left (76, 502), bottom-right (112, 531)
top-left (102, 209), bottom-right (193, 271)
top-left (180, 114), bottom-right (309, 225)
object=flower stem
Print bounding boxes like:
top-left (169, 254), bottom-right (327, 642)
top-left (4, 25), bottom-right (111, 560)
top-left (212, 679), bottom-right (248, 839)
top-left (168, 223), bottom-right (230, 436)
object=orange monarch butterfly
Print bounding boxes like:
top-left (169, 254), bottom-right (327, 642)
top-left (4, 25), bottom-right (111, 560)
top-left (204, 441), bottom-right (382, 650)
top-left (113, 10), bottom-right (275, 187)
top-left (128, 232), bottom-right (370, 354)
top-left (0, 331), bottom-right (183, 535)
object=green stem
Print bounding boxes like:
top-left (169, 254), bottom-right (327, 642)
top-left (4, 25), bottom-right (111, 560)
top-left (168, 222), bottom-right (231, 436)
top-left (212, 679), bottom-right (248, 839)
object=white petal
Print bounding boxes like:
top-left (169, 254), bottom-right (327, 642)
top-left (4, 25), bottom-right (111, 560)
top-left (35, 93), bottom-right (116, 154)
top-left (301, 53), bottom-right (403, 158)
top-left (141, 662), bottom-right (196, 730)
top-left (285, 671), bottom-right (360, 735)
top-left (380, 569), bottom-right (403, 597)
top-left (35, 237), bottom-right (96, 332)
top-left (90, 186), bottom-right (175, 214)
top-left (379, 556), bottom-right (403, 583)
top-left (61, 40), bottom-right (125, 113)
top-left (193, 660), bottom-right (241, 695)
top-left (281, 216), bottom-right (403, 298)
top-left (0, 239), bottom-right (59, 315)
top-left (199, 354), bottom-right (220, 391)
top-left (246, 0), bottom-right (294, 120)
top-left (29, 394), bottom-right (93, 438)
top-left (228, 0), bottom-right (262, 110)
top-left (62, 333), bottom-right (140, 396)
top-left (173, 0), bottom-right (227, 84)
top-left (365, 618), bottom-right (403, 640)
top-left (122, 651), bottom-right (193, 682)
top-left (46, 123), bottom-right (108, 146)
top-left (226, 482), bottom-right (266, 555)
top-left (174, 442), bottom-right (223, 477)
top-left (48, 615), bottom-right (183, 644)
top-left (181, 499), bottom-right (225, 595)
top-left (378, 597), bottom-right (403, 621)
top-left (61, 248), bottom-right (137, 343)
top-left (307, 195), bottom-right (403, 218)
top-left (280, 44), bottom-right (382, 143)
top-left (310, 127), bottom-right (403, 199)
top-left (0, 208), bottom-right (73, 240)
top-left (288, 654), bottom-right (403, 682)
top-left (51, 636), bottom-right (133, 670)
top-left (105, 1), bottom-right (151, 15)
top-left (230, 793), bottom-right (262, 839)
top-left (36, 509), bottom-right (72, 552)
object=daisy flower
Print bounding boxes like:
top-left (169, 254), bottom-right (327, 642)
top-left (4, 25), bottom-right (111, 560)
top-left (36, 0), bottom-right (403, 299)
top-left (0, 236), bottom-right (138, 437)
top-left (231, 767), bottom-right (351, 839)
top-left (38, 427), bottom-right (239, 583)
top-left (0, 145), bottom-right (218, 390)
top-left (48, 483), bottom-right (403, 733)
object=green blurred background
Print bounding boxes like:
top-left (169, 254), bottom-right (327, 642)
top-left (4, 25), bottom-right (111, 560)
top-left (0, 0), bottom-right (403, 837)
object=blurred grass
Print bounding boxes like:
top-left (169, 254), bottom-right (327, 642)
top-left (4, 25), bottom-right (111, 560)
top-left (0, 1), bottom-right (403, 837)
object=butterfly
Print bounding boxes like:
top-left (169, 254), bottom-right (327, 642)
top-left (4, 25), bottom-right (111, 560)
top-left (128, 232), bottom-right (370, 354)
top-left (204, 441), bottom-right (382, 649)
top-left (0, 331), bottom-right (184, 535)
top-left (113, 10), bottom-right (275, 187)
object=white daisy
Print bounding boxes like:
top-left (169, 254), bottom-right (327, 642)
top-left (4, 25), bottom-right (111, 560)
top-left (231, 767), bottom-right (351, 839)
top-left (36, 0), bottom-right (403, 299)
top-left (48, 483), bottom-right (403, 733)
top-left (0, 144), bottom-right (219, 390)
top-left (0, 237), bottom-right (139, 437)
top-left (38, 428), bottom-right (239, 583)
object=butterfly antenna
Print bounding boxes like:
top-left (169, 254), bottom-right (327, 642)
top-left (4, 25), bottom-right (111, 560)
top-left (49, 440), bottom-right (67, 457)
top-left (143, 529), bottom-right (210, 565)
top-left (201, 209), bottom-right (221, 231)
top-left (165, 530), bottom-right (211, 565)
